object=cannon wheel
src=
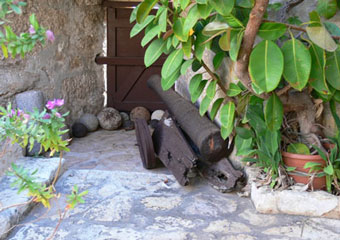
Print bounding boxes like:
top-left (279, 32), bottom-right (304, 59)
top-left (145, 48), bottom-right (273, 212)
top-left (135, 118), bottom-right (157, 169)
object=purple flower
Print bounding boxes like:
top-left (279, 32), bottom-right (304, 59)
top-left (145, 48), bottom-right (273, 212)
top-left (29, 25), bottom-right (35, 35)
top-left (8, 109), bottom-right (16, 118)
top-left (55, 112), bottom-right (62, 118)
top-left (17, 109), bottom-right (23, 117)
top-left (46, 30), bottom-right (55, 43)
top-left (42, 113), bottom-right (51, 119)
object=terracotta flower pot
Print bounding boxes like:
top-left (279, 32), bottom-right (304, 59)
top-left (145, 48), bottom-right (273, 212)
top-left (282, 151), bottom-right (327, 190)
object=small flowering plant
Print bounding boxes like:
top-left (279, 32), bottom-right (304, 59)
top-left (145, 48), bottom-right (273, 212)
top-left (0, 99), bottom-right (69, 156)
top-left (0, 99), bottom-right (87, 238)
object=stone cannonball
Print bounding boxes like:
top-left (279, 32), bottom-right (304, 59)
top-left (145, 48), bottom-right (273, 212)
top-left (151, 110), bottom-right (165, 121)
top-left (72, 123), bottom-right (88, 138)
top-left (97, 107), bottom-right (122, 130)
top-left (130, 106), bottom-right (151, 122)
top-left (78, 113), bottom-right (99, 132)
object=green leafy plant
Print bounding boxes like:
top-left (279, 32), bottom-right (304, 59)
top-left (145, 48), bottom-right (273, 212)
top-left (304, 142), bottom-right (340, 193)
top-left (131, 0), bottom-right (340, 187)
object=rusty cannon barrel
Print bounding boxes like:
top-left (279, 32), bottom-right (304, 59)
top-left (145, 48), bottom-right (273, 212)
top-left (147, 75), bottom-right (230, 162)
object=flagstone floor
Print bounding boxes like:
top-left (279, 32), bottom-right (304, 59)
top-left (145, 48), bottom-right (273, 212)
top-left (7, 130), bottom-right (340, 240)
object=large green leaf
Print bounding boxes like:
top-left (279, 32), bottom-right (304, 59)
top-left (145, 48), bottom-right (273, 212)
top-left (202, 21), bottom-right (230, 36)
top-left (136, 0), bottom-right (158, 23)
top-left (227, 83), bottom-right (242, 97)
top-left (200, 95), bottom-right (212, 116)
top-left (223, 14), bottom-right (244, 28)
top-left (220, 102), bottom-right (235, 139)
top-left (206, 80), bottom-right (217, 98)
top-left (194, 31), bottom-right (210, 61)
top-left (130, 15), bottom-right (155, 38)
top-left (210, 98), bottom-right (224, 120)
top-left (235, 135), bottom-right (253, 156)
top-left (264, 93), bottom-right (283, 131)
top-left (181, 59), bottom-right (195, 75)
top-left (197, 4), bottom-right (213, 19)
top-left (130, 4), bottom-right (140, 23)
top-left (161, 68), bottom-right (180, 90)
top-left (287, 143), bottom-right (311, 155)
top-left (189, 74), bottom-right (203, 95)
top-left (210, 0), bottom-right (235, 16)
top-left (316, 0), bottom-right (337, 19)
top-left (306, 25), bottom-right (338, 52)
top-left (218, 31), bottom-right (231, 51)
top-left (183, 6), bottom-right (200, 36)
top-left (173, 18), bottom-right (188, 42)
top-left (236, 0), bottom-right (254, 8)
top-left (324, 22), bottom-right (340, 36)
top-left (213, 52), bottom-right (225, 69)
top-left (258, 22), bottom-right (287, 40)
top-left (159, 8), bottom-right (168, 33)
top-left (191, 80), bottom-right (208, 103)
top-left (161, 49), bottom-right (184, 79)
top-left (229, 30), bottom-right (244, 61)
top-left (144, 38), bottom-right (166, 67)
top-left (235, 127), bottom-right (254, 139)
top-left (281, 38), bottom-right (311, 91)
top-left (182, 38), bottom-right (192, 58)
top-left (309, 43), bottom-right (329, 94)
top-left (326, 49), bottom-right (340, 90)
top-left (180, 0), bottom-right (190, 9)
top-left (141, 25), bottom-right (160, 47)
top-left (249, 40), bottom-right (284, 92)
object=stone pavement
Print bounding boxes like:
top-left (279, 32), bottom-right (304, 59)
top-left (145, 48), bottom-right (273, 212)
top-left (6, 130), bottom-right (340, 240)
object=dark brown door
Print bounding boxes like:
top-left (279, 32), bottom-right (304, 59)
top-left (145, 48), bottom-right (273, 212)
top-left (98, 1), bottom-right (166, 112)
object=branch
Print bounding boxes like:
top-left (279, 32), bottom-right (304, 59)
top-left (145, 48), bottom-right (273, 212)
top-left (200, 60), bottom-right (235, 103)
top-left (235, 0), bottom-right (269, 98)
top-left (263, 19), bottom-right (340, 41)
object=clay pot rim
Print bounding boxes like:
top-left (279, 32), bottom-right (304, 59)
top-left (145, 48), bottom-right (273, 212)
top-left (282, 151), bottom-right (325, 160)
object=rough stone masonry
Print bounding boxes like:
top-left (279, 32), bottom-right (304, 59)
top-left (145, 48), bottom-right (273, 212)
top-left (0, 0), bottom-right (105, 123)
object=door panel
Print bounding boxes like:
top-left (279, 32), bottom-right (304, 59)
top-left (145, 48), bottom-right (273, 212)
top-left (102, 1), bottom-right (166, 111)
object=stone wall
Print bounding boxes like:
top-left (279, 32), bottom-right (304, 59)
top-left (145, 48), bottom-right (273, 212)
top-left (0, 0), bottom-right (105, 123)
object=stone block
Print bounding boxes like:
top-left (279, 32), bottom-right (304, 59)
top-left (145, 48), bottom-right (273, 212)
top-left (0, 157), bottom-right (66, 240)
top-left (15, 90), bottom-right (44, 113)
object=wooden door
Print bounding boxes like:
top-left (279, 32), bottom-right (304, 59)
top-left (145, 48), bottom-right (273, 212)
top-left (97, 1), bottom-right (166, 112)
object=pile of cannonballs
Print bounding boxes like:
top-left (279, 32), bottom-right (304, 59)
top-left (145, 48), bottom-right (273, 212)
top-left (71, 107), bottom-right (165, 138)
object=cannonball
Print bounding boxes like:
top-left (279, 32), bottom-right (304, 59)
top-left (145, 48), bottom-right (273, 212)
top-left (120, 112), bottom-right (130, 122)
top-left (78, 113), bottom-right (99, 132)
top-left (122, 120), bottom-right (135, 131)
top-left (72, 123), bottom-right (88, 138)
top-left (97, 107), bottom-right (122, 130)
top-left (150, 119), bottom-right (159, 129)
top-left (130, 106), bottom-right (150, 122)
top-left (151, 110), bottom-right (165, 121)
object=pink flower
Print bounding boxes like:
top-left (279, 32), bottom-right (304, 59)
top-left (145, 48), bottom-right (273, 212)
top-left (46, 100), bottom-right (55, 110)
top-left (55, 99), bottom-right (64, 107)
top-left (42, 113), bottom-right (51, 119)
top-left (46, 30), bottom-right (55, 43)
top-left (46, 99), bottom-right (64, 110)
top-left (23, 114), bottom-right (30, 124)
top-left (29, 25), bottom-right (35, 35)
top-left (55, 112), bottom-right (62, 118)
